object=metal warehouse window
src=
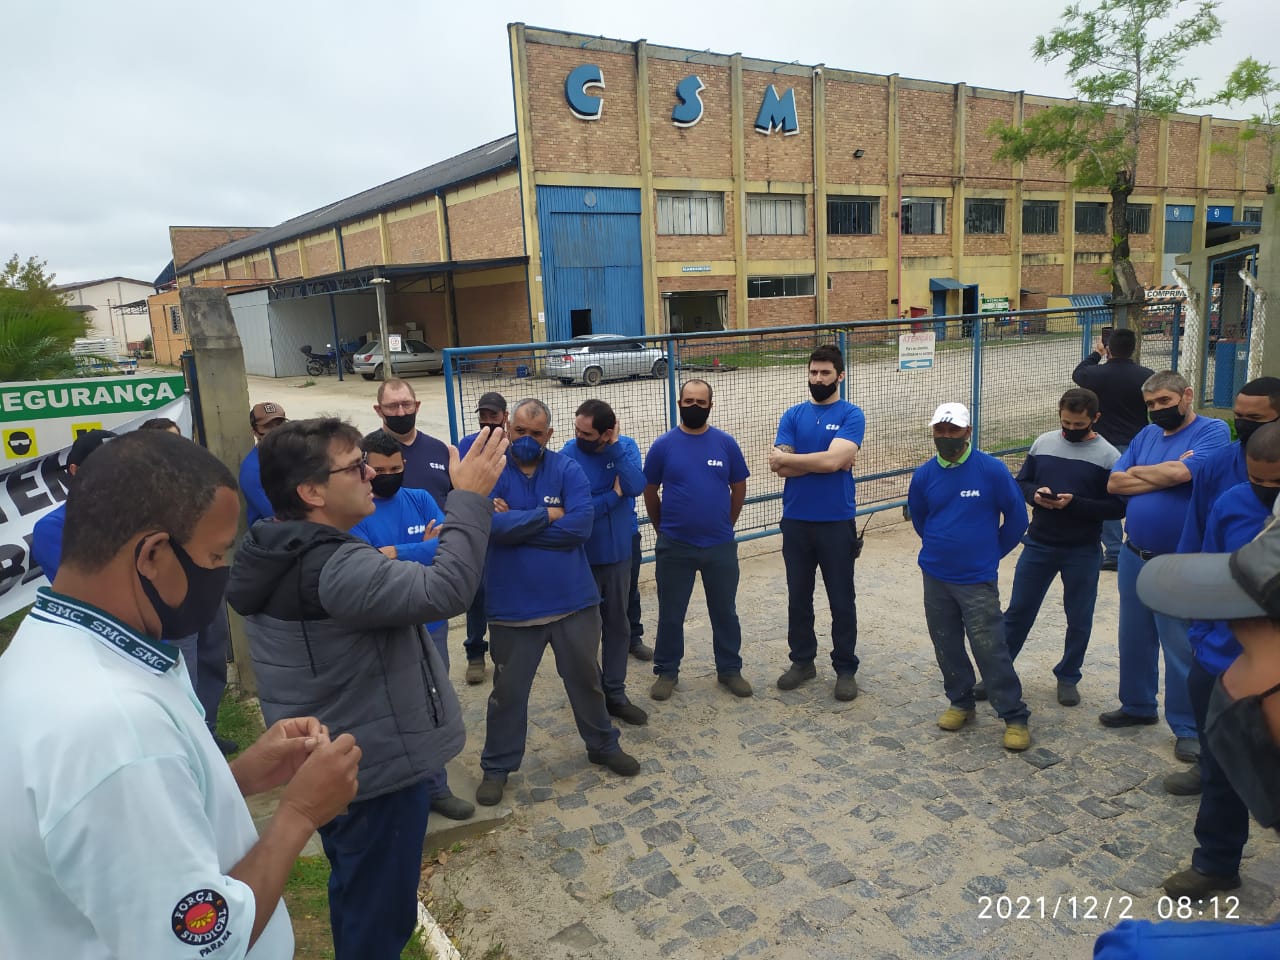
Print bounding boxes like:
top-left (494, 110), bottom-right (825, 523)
top-left (901, 198), bottom-right (945, 235)
top-left (1125, 203), bottom-right (1152, 234)
top-left (964, 198), bottom-right (1006, 234)
top-left (1075, 201), bottom-right (1108, 235)
top-left (1165, 220), bottom-right (1193, 253)
top-left (1243, 206), bottom-right (1263, 224)
top-left (656, 191), bottom-right (725, 236)
top-left (747, 195), bottom-right (806, 235)
top-left (747, 275), bottom-right (815, 298)
top-left (1022, 200), bottom-right (1059, 235)
top-left (169, 305), bottom-right (182, 334)
top-left (827, 196), bottom-right (880, 235)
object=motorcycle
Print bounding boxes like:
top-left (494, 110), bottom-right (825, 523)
top-left (300, 343), bottom-right (354, 376)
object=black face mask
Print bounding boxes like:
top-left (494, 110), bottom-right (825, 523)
top-left (808, 381), bottom-right (839, 402)
top-left (383, 412), bottom-right (417, 435)
top-left (1236, 418), bottom-right (1275, 450)
top-left (934, 436), bottom-right (967, 461)
top-left (1205, 678), bottom-right (1280, 830)
top-left (679, 405), bottom-right (711, 429)
top-left (1062, 426), bottom-right (1093, 443)
top-left (135, 538), bottom-right (230, 641)
top-left (370, 472), bottom-right (405, 499)
top-left (1251, 482), bottom-right (1280, 510)
top-left (1149, 405), bottom-right (1187, 431)
top-left (577, 437), bottom-right (606, 455)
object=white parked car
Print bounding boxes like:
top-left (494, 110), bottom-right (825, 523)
top-left (353, 339), bottom-right (444, 380)
top-left (544, 334), bottom-right (669, 387)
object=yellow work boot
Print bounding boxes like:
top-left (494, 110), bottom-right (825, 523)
top-left (937, 706), bottom-right (975, 731)
top-left (1003, 723), bottom-right (1031, 751)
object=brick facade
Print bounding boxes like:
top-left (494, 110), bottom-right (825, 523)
top-left (825, 79), bottom-right (889, 186)
top-left (827, 270), bottom-right (888, 322)
top-left (342, 227), bottom-right (381, 269)
top-left (455, 281), bottom-right (530, 346)
top-left (648, 60), bottom-right (733, 180)
top-left (387, 207), bottom-right (441, 263)
top-left (526, 44), bottom-right (640, 176)
top-left (448, 186), bottom-right (524, 261)
top-left (742, 69), bottom-right (813, 183)
top-left (170, 227), bottom-right (262, 271)
top-left (745, 294), bottom-right (817, 328)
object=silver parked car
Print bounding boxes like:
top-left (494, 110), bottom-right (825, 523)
top-left (353, 339), bottom-right (444, 380)
top-left (544, 334), bottom-right (669, 386)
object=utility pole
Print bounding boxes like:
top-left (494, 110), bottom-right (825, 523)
top-left (370, 276), bottom-right (395, 379)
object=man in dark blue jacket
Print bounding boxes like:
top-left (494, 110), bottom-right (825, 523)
top-left (476, 398), bottom-right (640, 808)
top-left (907, 402), bottom-right (1031, 752)
top-left (458, 391), bottom-right (508, 685)
top-left (561, 398), bottom-right (649, 726)
top-left (239, 401), bottom-right (286, 526)
top-left (999, 388), bottom-right (1123, 707)
top-left (30, 429), bottom-right (116, 583)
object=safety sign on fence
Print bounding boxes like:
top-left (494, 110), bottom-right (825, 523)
top-left (898, 332), bottom-right (936, 371)
top-left (0, 374), bottom-right (191, 617)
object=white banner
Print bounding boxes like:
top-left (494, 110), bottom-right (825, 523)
top-left (0, 394), bottom-right (191, 618)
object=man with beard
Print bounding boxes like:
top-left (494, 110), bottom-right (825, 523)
top-left (474, 399), bottom-right (640, 808)
top-left (643, 379), bottom-right (752, 702)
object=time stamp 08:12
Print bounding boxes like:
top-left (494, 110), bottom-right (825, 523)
top-left (976, 894), bottom-right (1242, 921)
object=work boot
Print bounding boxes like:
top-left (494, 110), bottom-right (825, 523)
top-left (607, 700), bottom-right (649, 726)
top-left (1174, 736), bottom-right (1201, 763)
top-left (1057, 681), bottom-right (1080, 706)
top-left (718, 673), bottom-right (753, 698)
top-left (937, 706), bottom-right (976, 731)
top-left (629, 642), bottom-right (654, 662)
top-left (430, 793), bottom-right (476, 821)
top-left (465, 659), bottom-right (487, 685)
top-left (1099, 709), bottom-right (1158, 728)
top-left (972, 681), bottom-right (988, 701)
top-left (650, 674), bottom-right (678, 701)
top-left (776, 662), bottom-right (817, 691)
top-left (475, 774), bottom-right (507, 807)
top-left (1002, 723), bottom-right (1031, 751)
top-left (833, 674), bottom-right (859, 702)
top-left (588, 749), bottom-right (641, 776)
top-left (1163, 764), bottom-right (1202, 796)
top-left (1162, 867), bottom-right (1241, 899)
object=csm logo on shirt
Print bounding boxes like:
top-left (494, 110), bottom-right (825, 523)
top-left (430, 461), bottom-right (447, 471)
top-left (707, 459), bottom-right (724, 467)
top-left (543, 495), bottom-right (563, 505)
top-left (960, 489), bottom-right (981, 498)
top-left (824, 424), bottom-right (839, 431)
top-left (408, 524), bottom-right (428, 535)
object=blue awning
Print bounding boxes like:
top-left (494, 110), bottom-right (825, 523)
top-left (1065, 293), bottom-right (1110, 308)
top-left (929, 277), bottom-right (965, 291)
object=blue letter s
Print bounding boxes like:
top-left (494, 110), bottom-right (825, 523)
top-left (672, 75), bottom-right (705, 127)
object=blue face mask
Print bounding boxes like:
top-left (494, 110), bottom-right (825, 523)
top-left (511, 435), bottom-right (544, 464)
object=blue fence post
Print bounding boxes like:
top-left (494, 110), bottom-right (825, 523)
top-left (837, 329), bottom-right (848, 400)
top-left (970, 314), bottom-right (984, 448)
top-left (666, 337), bottom-right (679, 429)
top-left (1082, 308), bottom-right (1095, 361)
top-left (443, 348), bottom-right (460, 445)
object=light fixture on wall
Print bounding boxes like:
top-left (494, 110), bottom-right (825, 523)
top-left (853, 149), bottom-right (865, 159)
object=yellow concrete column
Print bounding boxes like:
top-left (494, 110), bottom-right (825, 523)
top-left (812, 65), bottom-right (828, 325)
top-left (509, 23), bottom-right (546, 342)
top-left (887, 75), bottom-right (900, 317)
top-left (1010, 91), bottom-right (1025, 309)
top-left (635, 40), bottom-right (660, 335)
top-left (1064, 100), bottom-right (1079, 295)
top-left (731, 53), bottom-right (748, 330)
top-left (1193, 115), bottom-right (1212, 258)
top-left (951, 83), bottom-right (967, 308)
top-left (1154, 117), bottom-right (1170, 285)
top-left (297, 239), bottom-right (309, 278)
top-left (378, 212), bottom-right (393, 264)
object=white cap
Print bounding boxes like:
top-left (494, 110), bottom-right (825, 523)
top-left (930, 402), bottom-right (971, 429)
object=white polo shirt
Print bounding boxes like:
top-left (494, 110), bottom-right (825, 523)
top-left (0, 588), bottom-right (292, 959)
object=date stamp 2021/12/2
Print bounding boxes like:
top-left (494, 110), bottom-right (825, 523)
top-left (976, 894), bottom-right (1242, 922)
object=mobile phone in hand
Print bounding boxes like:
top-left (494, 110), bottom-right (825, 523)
top-left (1101, 326), bottom-right (1113, 348)
top-left (1040, 491), bottom-right (1061, 501)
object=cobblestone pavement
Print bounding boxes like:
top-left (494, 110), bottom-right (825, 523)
top-left (428, 517), bottom-right (1280, 959)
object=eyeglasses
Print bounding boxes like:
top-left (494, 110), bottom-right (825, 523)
top-left (380, 402), bottom-right (417, 414)
top-left (329, 455), bottom-right (369, 478)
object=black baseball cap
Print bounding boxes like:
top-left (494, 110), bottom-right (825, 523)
top-left (476, 392), bottom-right (507, 414)
top-left (1138, 504), bottom-right (1280, 621)
top-left (68, 429), bottom-right (116, 468)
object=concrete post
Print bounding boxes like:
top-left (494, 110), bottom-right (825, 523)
top-left (1255, 190), bottom-right (1280, 380)
top-left (180, 285), bottom-right (258, 696)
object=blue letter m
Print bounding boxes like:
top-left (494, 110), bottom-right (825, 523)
top-left (754, 85), bottom-right (798, 136)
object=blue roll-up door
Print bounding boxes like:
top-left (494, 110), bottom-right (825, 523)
top-left (537, 186), bottom-right (644, 341)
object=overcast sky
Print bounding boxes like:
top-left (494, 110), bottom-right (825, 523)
top-left (4, 0), bottom-right (1275, 284)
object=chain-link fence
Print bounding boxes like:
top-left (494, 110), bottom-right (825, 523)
top-left (443, 306), bottom-right (1181, 553)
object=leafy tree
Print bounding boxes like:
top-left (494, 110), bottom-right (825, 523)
top-left (0, 255), bottom-right (88, 382)
top-left (1199, 57), bottom-right (1279, 192)
top-left (989, 0), bottom-right (1223, 326)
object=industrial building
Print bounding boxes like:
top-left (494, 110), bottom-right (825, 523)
top-left (154, 24), bottom-right (1270, 375)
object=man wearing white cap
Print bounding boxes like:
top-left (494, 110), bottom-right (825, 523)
top-left (907, 402), bottom-right (1032, 751)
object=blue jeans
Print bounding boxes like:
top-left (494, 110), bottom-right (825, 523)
top-left (421, 623), bottom-right (453, 800)
top-left (592, 560), bottom-right (633, 705)
top-left (1189, 658), bottom-right (1250, 876)
top-left (922, 573), bottom-right (1029, 724)
top-left (781, 517), bottom-right (859, 675)
top-left (1101, 443), bottom-right (1128, 561)
top-left (1116, 544), bottom-right (1196, 739)
top-left (481, 606), bottom-right (620, 775)
top-left (653, 534), bottom-right (743, 677)
top-left (464, 583), bottom-right (488, 662)
top-left (318, 779), bottom-right (431, 960)
top-left (1003, 537), bottom-right (1102, 685)
top-left (628, 530), bottom-right (644, 645)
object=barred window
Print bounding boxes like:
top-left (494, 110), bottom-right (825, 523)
top-left (1243, 206), bottom-right (1263, 224)
top-left (656, 191), bottom-right (725, 236)
top-left (901, 197), bottom-right (945, 235)
top-left (747, 275), bottom-right (815, 298)
top-left (747, 195), bottom-right (806, 235)
top-left (1023, 199), bottom-right (1059, 235)
top-left (964, 198), bottom-right (1006, 234)
top-left (827, 196), bottom-right (880, 235)
top-left (1075, 202), bottom-right (1108, 235)
top-left (169, 305), bottom-right (182, 334)
top-left (1125, 203), bottom-right (1152, 235)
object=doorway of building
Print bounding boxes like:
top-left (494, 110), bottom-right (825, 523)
top-left (664, 291), bottom-right (727, 333)
top-left (571, 309), bottom-right (593, 338)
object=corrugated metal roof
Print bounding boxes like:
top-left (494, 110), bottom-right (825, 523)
top-left (181, 134), bottom-right (519, 275)
top-left (1065, 293), bottom-right (1110, 308)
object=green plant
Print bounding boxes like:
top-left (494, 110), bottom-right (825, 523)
top-left (299, 378), bottom-right (317, 388)
top-left (1199, 56), bottom-right (1280, 189)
